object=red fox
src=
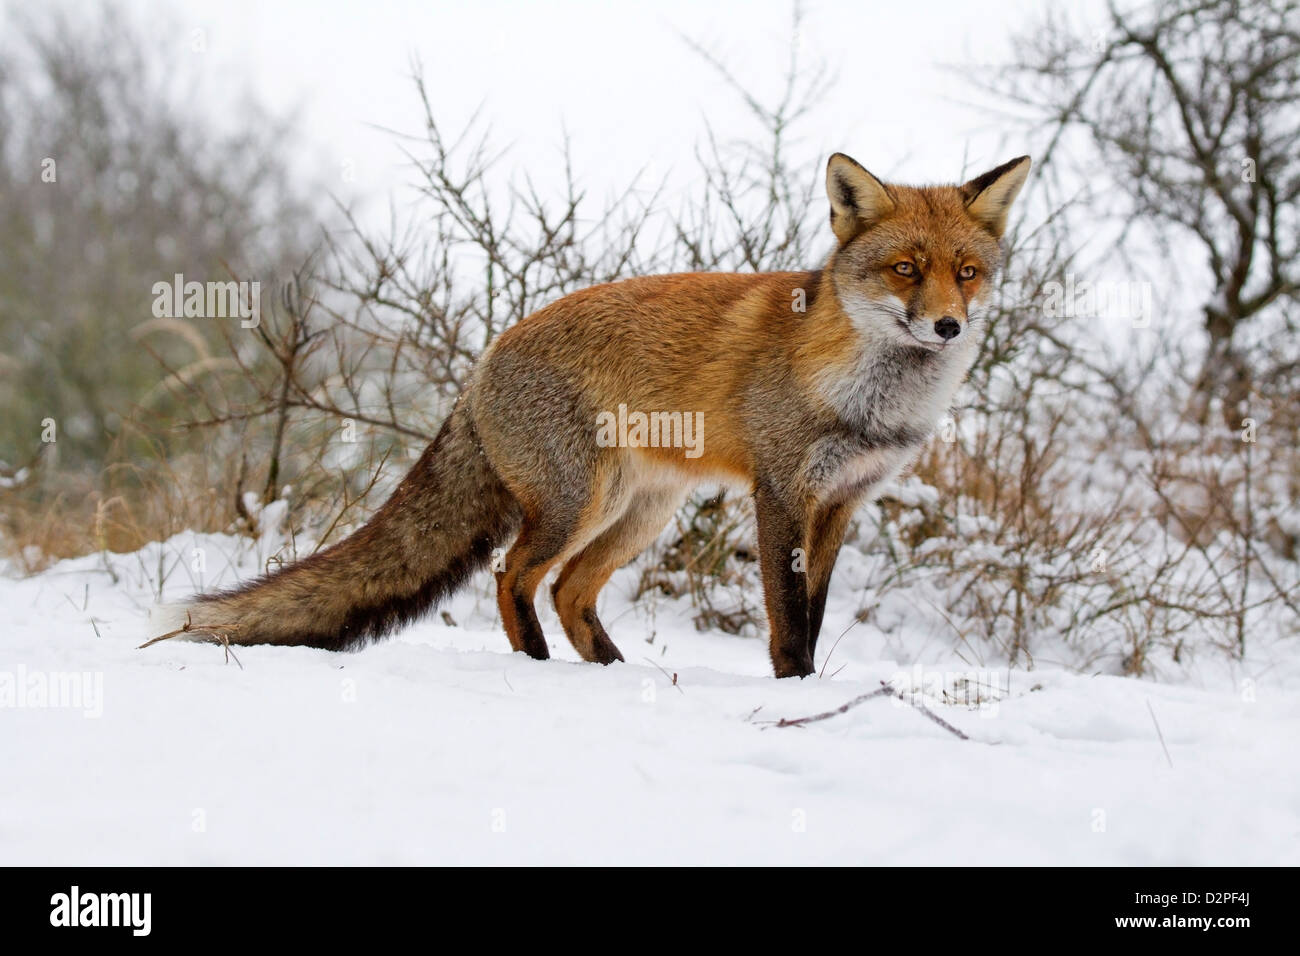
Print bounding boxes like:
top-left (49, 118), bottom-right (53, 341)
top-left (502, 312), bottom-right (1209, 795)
top-left (151, 153), bottom-right (1030, 677)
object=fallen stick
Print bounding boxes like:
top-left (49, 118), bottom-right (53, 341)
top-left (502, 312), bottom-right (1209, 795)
top-left (763, 686), bottom-right (893, 728)
top-left (885, 681), bottom-right (970, 740)
top-left (763, 681), bottom-right (970, 741)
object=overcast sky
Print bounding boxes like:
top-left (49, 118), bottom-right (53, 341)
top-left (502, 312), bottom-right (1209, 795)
top-left (95, 0), bottom-right (1107, 226)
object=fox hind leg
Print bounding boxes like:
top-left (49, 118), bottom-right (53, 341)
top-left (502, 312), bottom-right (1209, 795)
top-left (497, 513), bottom-right (580, 660)
top-left (551, 489), bottom-right (681, 665)
top-left (496, 474), bottom-right (630, 660)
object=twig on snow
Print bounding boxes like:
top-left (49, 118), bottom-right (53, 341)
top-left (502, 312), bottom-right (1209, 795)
top-left (763, 681), bottom-right (971, 741)
top-left (762, 685), bottom-right (893, 729)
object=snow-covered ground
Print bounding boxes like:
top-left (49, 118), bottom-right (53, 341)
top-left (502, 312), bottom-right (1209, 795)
top-left (2, 525), bottom-right (1297, 865)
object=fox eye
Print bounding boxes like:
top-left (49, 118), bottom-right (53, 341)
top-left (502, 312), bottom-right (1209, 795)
top-left (892, 261), bottom-right (916, 277)
top-left (958, 265), bottom-right (978, 280)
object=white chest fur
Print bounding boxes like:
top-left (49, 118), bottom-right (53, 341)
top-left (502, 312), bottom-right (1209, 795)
top-left (805, 332), bottom-right (976, 503)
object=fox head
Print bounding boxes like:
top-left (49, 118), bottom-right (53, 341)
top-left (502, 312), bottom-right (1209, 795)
top-left (824, 153), bottom-right (1030, 352)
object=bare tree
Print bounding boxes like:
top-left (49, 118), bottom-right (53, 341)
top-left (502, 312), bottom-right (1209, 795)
top-left (0, 5), bottom-right (319, 471)
top-left (993, 0), bottom-right (1300, 426)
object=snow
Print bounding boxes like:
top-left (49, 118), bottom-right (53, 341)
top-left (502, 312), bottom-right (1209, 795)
top-left (2, 528), bottom-right (1297, 865)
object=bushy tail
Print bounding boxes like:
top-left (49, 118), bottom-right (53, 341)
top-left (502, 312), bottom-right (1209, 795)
top-left (155, 401), bottom-right (520, 650)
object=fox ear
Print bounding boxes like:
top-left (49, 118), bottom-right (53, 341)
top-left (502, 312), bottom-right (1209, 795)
top-left (826, 153), bottom-right (895, 244)
top-left (960, 156), bottom-right (1031, 238)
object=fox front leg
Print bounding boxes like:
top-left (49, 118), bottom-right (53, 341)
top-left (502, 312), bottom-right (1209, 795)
top-left (755, 485), bottom-right (814, 678)
top-left (806, 500), bottom-right (856, 658)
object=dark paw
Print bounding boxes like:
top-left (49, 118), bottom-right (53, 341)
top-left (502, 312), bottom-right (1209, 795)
top-left (591, 633), bottom-right (625, 665)
top-left (521, 635), bottom-right (551, 660)
top-left (772, 650), bottom-right (815, 679)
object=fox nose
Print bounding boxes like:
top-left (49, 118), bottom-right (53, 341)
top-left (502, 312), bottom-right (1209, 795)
top-left (934, 317), bottom-right (961, 340)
